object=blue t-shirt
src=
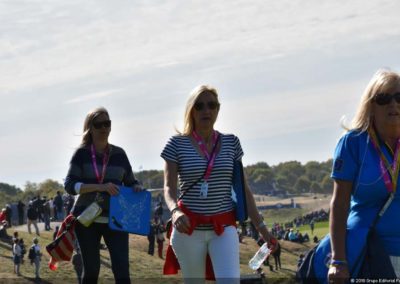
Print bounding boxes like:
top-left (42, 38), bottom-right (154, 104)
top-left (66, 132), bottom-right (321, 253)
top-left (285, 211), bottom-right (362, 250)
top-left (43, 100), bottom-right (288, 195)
top-left (332, 130), bottom-right (400, 255)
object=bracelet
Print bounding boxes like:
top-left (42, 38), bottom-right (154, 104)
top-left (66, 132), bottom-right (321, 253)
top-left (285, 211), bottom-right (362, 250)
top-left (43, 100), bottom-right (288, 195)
top-left (330, 259), bottom-right (348, 266)
top-left (170, 206), bottom-right (181, 215)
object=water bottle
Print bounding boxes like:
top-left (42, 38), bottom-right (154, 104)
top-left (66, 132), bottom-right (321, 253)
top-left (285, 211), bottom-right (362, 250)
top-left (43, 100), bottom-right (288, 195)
top-left (248, 243), bottom-right (271, 270)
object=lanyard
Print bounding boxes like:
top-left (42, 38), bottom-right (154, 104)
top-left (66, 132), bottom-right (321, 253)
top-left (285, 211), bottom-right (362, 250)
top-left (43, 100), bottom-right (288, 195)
top-left (192, 130), bottom-right (219, 181)
top-left (90, 144), bottom-right (110, 184)
top-left (368, 128), bottom-right (400, 193)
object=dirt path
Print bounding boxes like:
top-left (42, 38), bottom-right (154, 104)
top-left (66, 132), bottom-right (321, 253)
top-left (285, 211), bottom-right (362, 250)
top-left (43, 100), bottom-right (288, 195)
top-left (254, 194), bottom-right (332, 211)
top-left (11, 221), bottom-right (62, 234)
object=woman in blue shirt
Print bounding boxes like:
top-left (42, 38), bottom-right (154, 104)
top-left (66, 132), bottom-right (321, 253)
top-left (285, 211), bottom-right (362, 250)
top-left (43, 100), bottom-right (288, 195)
top-left (328, 69), bottom-right (400, 283)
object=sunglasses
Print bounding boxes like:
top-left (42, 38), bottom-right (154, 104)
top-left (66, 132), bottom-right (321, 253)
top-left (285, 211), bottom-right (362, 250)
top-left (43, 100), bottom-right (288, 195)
top-left (92, 120), bottom-right (111, 129)
top-left (374, 92), bottom-right (400, 106)
top-left (193, 101), bottom-right (220, 111)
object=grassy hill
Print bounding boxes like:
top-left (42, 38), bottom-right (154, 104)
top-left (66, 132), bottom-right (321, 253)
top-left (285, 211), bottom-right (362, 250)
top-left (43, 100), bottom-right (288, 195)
top-left (0, 195), bottom-right (330, 283)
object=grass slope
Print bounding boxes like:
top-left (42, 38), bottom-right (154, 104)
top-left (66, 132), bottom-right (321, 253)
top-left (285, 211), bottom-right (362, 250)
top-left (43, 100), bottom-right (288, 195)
top-left (0, 195), bottom-right (330, 283)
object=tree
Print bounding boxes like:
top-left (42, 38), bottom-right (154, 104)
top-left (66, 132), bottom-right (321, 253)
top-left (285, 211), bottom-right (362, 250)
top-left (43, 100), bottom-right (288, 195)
top-left (38, 179), bottom-right (64, 198)
top-left (321, 175), bottom-right (333, 193)
top-left (0, 182), bottom-right (22, 196)
top-left (310, 181), bottom-right (322, 194)
top-left (294, 175), bottom-right (311, 193)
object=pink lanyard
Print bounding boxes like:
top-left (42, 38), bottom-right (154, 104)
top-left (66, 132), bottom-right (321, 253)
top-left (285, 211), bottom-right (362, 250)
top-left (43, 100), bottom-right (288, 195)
top-left (90, 144), bottom-right (109, 184)
top-left (368, 128), bottom-right (400, 193)
top-left (192, 130), bottom-right (219, 181)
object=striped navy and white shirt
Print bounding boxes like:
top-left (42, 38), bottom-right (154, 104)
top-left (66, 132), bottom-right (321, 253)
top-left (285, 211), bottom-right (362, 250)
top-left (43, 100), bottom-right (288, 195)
top-left (161, 133), bottom-right (244, 220)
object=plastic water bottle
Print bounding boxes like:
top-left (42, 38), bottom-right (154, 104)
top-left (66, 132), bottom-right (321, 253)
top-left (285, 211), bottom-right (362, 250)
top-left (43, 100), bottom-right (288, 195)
top-left (248, 243), bottom-right (271, 270)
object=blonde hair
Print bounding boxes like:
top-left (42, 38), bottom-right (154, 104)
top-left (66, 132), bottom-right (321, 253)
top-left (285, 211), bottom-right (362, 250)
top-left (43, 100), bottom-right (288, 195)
top-left (348, 69), bottom-right (400, 131)
top-left (180, 85), bottom-right (220, 135)
top-left (81, 107), bottom-right (110, 147)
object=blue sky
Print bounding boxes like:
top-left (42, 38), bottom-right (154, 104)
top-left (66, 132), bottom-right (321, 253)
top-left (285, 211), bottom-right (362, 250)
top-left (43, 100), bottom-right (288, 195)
top-left (1, 0), bottom-right (400, 188)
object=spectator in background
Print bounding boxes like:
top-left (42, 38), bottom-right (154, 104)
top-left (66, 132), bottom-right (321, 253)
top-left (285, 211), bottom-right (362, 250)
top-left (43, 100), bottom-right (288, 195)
top-left (19, 238), bottom-right (26, 264)
top-left (53, 191), bottom-right (64, 221)
top-left (32, 196), bottom-right (42, 223)
top-left (272, 242), bottom-right (282, 270)
top-left (31, 237), bottom-right (42, 280)
top-left (288, 229), bottom-right (297, 242)
top-left (310, 219), bottom-right (315, 235)
top-left (43, 198), bottom-right (51, 231)
top-left (13, 238), bottom-right (22, 276)
top-left (27, 202), bottom-right (40, 236)
top-left (154, 201), bottom-right (163, 221)
top-left (5, 204), bottom-right (12, 228)
top-left (154, 218), bottom-right (165, 259)
top-left (49, 197), bottom-right (55, 220)
top-left (147, 221), bottom-right (155, 256)
top-left (17, 201), bottom-right (25, 225)
top-left (12, 231), bottom-right (19, 242)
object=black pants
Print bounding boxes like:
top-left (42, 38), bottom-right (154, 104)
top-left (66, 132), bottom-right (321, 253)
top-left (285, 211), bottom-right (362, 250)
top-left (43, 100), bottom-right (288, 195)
top-left (75, 222), bottom-right (130, 284)
top-left (147, 235), bottom-right (155, 255)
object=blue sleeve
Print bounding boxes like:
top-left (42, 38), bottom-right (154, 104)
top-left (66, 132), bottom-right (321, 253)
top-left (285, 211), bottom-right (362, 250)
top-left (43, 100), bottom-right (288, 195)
top-left (331, 132), bottom-right (359, 182)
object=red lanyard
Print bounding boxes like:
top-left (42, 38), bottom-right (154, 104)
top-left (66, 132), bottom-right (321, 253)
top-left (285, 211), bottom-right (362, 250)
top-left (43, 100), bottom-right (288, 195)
top-left (90, 144), bottom-right (110, 184)
top-left (368, 128), bottom-right (400, 193)
top-left (192, 130), bottom-right (219, 181)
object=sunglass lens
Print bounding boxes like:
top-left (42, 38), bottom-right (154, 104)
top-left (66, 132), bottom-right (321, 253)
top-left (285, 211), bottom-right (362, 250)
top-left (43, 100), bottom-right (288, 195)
top-left (194, 102), bottom-right (204, 111)
top-left (394, 93), bottom-right (400, 103)
top-left (194, 101), bottom-right (219, 111)
top-left (93, 120), bottom-right (111, 129)
top-left (375, 93), bottom-right (392, 105)
top-left (103, 120), bottom-right (111, 128)
top-left (207, 102), bottom-right (219, 110)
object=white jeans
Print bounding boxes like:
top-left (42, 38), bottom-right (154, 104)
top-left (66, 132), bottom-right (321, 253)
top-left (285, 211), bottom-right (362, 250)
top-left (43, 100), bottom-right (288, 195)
top-left (171, 225), bottom-right (240, 284)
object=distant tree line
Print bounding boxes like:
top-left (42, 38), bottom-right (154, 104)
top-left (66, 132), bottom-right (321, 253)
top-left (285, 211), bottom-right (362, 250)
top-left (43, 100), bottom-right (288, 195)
top-left (244, 159), bottom-right (334, 195)
top-left (0, 159), bottom-right (334, 208)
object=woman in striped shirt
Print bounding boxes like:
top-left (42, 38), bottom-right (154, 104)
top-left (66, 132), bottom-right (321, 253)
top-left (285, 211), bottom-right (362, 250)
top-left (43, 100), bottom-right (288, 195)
top-left (162, 85), bottom-right (277, 283)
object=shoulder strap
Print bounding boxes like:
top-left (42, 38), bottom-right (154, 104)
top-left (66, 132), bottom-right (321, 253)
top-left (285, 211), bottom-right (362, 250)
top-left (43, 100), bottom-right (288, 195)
top-left (370, 192), bottom-right (394, 229)
top-left (351, 192), bottom-right (395, 275)
top-left (178, 134), bottom-right (221, 200)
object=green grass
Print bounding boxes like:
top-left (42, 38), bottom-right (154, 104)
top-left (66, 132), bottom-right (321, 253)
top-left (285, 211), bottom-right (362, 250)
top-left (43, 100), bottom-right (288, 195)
top-left (262, 208), bottom-right (309, 227)
top-left (0, 208), bottom-right (330, 283)
top-left (297, 221), bottom-right (329, 240)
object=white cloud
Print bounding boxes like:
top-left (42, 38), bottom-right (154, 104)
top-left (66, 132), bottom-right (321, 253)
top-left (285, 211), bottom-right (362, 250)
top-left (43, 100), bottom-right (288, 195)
top-left (1, 0), bottom-right (400, 187)
top-left (64, 89), bottom-right (122, 104)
